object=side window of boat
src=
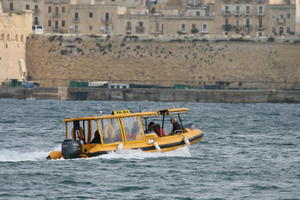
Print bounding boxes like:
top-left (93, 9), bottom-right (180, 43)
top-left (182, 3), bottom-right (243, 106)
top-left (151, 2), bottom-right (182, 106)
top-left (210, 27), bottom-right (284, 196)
top-left (121, 117), bottom-right (144, 141)
top-left (66, 122), bottom-right (74, 139)
top-left (99, 118), bottom-right (123, 144)
top-left (88, 120), bottom-right (99, 144)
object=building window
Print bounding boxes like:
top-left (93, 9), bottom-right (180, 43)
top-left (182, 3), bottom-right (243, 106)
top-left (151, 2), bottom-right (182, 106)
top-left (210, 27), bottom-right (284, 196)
top-left (9, 2), bottom-right (13, 11)
top-left (126, 21), bottom-right (132, 31)
top-left (287, 13), bottom-right (291, 19)
top-left (225, 6), bottom-right (229, 14)
top-left (258, 17), bottom-right (263, 27)
top-left (181, 24), bottom-right (186, 31)
top-left (35, 5), bottom-right (38, 10)
top-left (202, 24), bottom-right (207, 32)
top-left (48, 20), bottom-right (52, 27)
top-left (26, 4), bottom-right (30, 10)
top-left (258, 6), bottom-right (263, 15)
top-left (89, 12), bottom-right (93, 18)
top-left (74, 25), bottom-right (79, 33)
top-left (75, 12), bottom-right (79, 19)
top-left (105, 13), bottom-right (110, 22)
top-left (34, 17), bottom-right (39, 25)
top-left (55, 6), bottom-right (59, 16)
top-left (225, 18), bottom-right (229, 24)
top-left (246, 18), bottom-right (250, 27)
top-left (89, 25), bottom-right (93, 31)
top-left (48, 6), bottom-right (51, 13)
top-left (246, 6), bottom-right (250, 15)
top-left (156, 22), bottom-right (159, 32)
top-left (62, 20), bottom-right (65, 27)
top-left (236, 6), bottom-right (240, 14)
top-left (62, 7), bottom-right (65, 13)
top-left (55, 20), bottom-right (58, 29)
top-left (196, 11), bottom-right (200, 16)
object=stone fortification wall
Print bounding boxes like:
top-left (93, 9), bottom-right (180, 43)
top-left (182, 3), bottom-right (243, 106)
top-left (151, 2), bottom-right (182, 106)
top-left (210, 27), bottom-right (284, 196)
top-left (26, 35), bottom-right (300, 89)
top-left (1, 87), bottom-right (300, 103)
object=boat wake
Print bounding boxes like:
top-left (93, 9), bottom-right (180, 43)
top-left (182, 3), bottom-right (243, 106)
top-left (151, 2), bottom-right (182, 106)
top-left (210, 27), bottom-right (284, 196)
top-left (0, 145), bottom-right (191, 162)
top-left (96, 146), bottom-right (192, 160)
top-left (0, 149), bottom-right (49, 162)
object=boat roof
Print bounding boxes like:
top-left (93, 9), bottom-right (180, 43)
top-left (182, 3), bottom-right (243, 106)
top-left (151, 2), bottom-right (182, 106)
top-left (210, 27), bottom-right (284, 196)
top-left (64, 108), bottom-right (190, 122)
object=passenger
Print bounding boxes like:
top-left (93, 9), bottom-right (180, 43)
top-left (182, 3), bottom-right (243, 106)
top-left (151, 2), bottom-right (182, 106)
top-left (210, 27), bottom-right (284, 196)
top-left (91, 130), bottom-right (101, 144)
top-left (153, 124), bottom-right (165, 137)
top-left (147, 121), bottom-right (155, 133)
top-left (170, 118), bottom-right (182, 135)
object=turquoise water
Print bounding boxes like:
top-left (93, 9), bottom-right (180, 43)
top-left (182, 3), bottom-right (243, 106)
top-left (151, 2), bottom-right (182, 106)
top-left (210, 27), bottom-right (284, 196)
top-left (0, 99), bottom-right (299, 200)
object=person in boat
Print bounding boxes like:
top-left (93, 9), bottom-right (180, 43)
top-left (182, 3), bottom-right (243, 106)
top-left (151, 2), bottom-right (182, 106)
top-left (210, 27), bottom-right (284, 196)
top-left (147, 121), bottom-right (155, 133)
top-left (91, 130), bottom-right (101, 144)
top-left (170, 118), bottom-right (182, 134)
top-left (153, 124), bottom-right (165, 137)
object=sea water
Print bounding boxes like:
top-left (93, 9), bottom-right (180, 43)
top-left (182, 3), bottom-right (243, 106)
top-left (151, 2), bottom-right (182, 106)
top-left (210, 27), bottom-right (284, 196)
top-left (0, 99), bottom-right (299, 200)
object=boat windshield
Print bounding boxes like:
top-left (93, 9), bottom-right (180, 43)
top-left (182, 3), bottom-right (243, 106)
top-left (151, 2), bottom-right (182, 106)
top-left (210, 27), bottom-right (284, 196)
top-left (99, 118), bottom-right (123, 144)
top-left (121, 117), bottom-right (144, 141)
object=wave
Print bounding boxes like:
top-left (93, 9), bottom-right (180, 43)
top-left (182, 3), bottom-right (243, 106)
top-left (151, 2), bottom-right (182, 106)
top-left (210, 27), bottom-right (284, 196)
top-left (0, 145), bottom-right (191, 162)
top-left (0, 149), bottom-right (49, 162)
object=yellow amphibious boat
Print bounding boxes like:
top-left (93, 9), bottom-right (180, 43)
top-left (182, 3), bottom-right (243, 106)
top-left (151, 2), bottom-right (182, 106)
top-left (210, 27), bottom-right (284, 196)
top-left (47, 108), bottom-right (203, 160)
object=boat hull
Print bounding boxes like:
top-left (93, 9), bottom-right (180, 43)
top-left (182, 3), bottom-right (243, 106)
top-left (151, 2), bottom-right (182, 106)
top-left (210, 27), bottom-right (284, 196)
top-left (47, 129), bottom-right (203, 160)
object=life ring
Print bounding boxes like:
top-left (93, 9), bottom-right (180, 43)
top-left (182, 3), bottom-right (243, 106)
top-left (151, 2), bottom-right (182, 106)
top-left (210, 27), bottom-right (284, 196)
top-left (72, 127), bottom-right (84, 140)
top-left (104, 123), bottom-right (115, 139)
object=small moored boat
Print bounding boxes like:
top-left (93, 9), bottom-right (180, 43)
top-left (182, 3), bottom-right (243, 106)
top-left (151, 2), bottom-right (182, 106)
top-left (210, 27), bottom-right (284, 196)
top-left (47, 108), bottom-right (204, 160)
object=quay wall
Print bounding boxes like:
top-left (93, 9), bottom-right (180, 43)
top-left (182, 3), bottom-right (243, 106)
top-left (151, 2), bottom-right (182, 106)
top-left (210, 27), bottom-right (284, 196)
top-left (26, 35), bottom-right (300, 89)
top-left (1, 87), bottom-right (300, 103)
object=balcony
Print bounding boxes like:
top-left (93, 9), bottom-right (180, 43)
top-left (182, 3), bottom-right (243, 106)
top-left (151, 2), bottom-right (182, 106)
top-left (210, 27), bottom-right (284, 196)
top-left (234, 11), bottom-right (242, 16)
top-left (33, 9), bottom-right (40, 15)
top-left (256, 25), bottom-right (265, 31)
top-left (223, 11), bottom-right (231, 16)
top-left (52, 13), bottom-right (60, 18)
top-left (72, 17), bottom-right (80, 23)
top-left (200, 29), bottom-right (208, 33)
top-left (277, 18), bottom-right (286, 25)
top-left (52, 28), bottom-right (61, 33)
top-left (102, 18), bottom-right (112, 25)
top-left (257, 12), bottom-right (264, 16)
top-left (136, 26), bottom-right (145, 34)
top-left (257, 0), bottom-right (266, 4)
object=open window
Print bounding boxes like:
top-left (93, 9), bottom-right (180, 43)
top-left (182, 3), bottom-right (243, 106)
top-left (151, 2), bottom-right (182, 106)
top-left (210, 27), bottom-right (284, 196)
top-left (65, 120), bottom-right (99, 144)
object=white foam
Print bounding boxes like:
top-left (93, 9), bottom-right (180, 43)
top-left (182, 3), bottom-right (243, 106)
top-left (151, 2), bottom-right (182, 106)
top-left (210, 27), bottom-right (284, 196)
top-left (0, 145), bottom-right (191, 162)
top-left (97, 146), bottom-right (192, 160)
top-left (0, 149), bottom-right (49, 162)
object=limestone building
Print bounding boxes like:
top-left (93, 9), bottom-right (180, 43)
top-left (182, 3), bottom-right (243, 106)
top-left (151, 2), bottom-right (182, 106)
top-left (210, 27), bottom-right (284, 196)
top-left (296, 0), bottom-right (300, 35)
top-left (214, 0), bottom-right (270, 37)
top-left (0, 0), bottom-right (298, 36)
top-left (268, 3), bottom-right (295, 36)
top-left (0, 3), bottom-right (32, 85)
